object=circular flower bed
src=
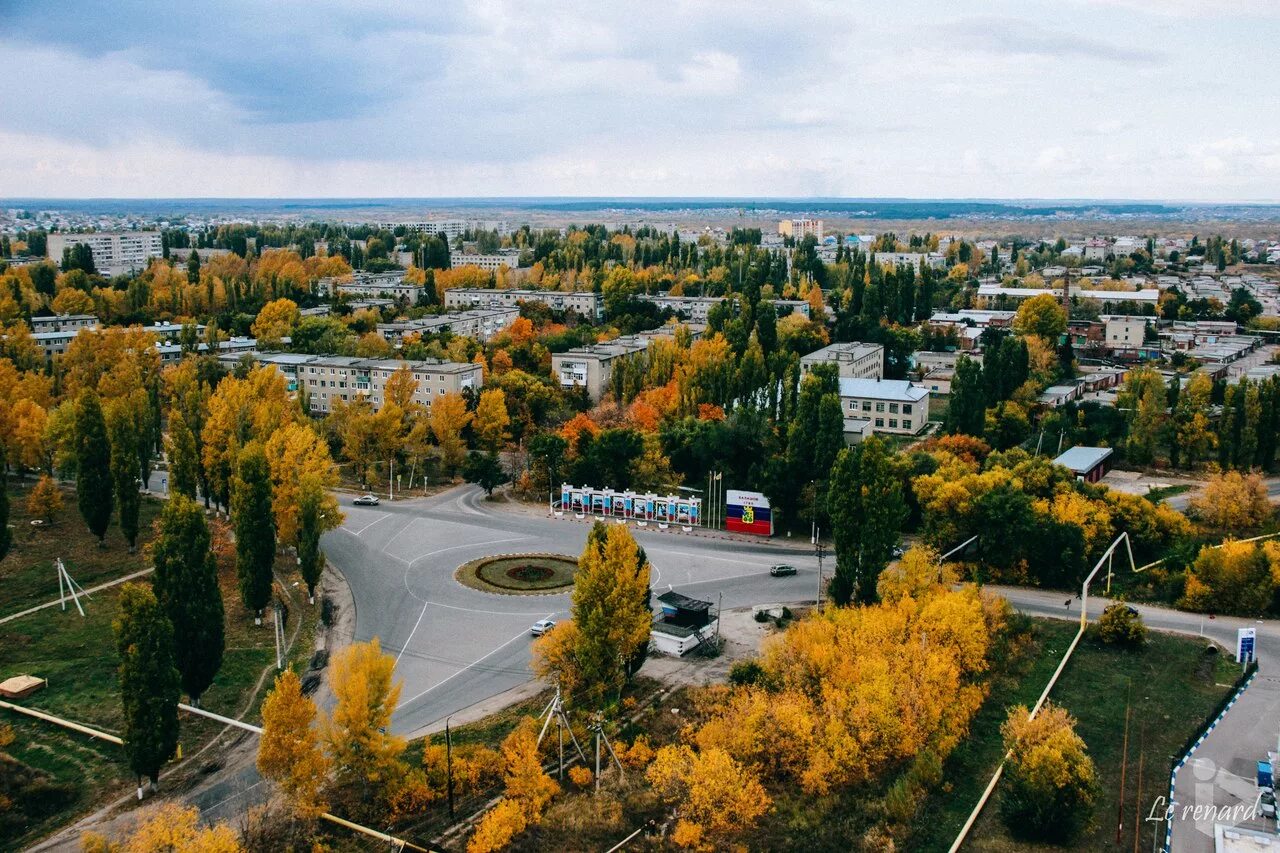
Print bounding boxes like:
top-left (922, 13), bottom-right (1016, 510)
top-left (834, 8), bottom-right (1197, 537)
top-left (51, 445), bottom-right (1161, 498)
top-left (456, 553), bottom-right (577, 595)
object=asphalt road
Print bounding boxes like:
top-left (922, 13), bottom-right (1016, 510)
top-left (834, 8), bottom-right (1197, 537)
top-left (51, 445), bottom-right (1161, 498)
top-left (321, 484), bottom-right (825, 736)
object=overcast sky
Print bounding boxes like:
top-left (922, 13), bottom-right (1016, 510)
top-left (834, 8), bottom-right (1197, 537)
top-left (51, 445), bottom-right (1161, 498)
top-left (1, 0), bottom-right (1277, 200)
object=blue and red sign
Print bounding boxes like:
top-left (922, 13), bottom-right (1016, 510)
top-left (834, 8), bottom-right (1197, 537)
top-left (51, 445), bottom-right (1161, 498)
top-left (725, 490), bottom-right (773, 536)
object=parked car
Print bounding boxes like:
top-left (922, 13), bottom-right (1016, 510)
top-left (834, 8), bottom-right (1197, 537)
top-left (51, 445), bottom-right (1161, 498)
top-left (353, 494), bottom-right (380, 506)
top-left (530, 619), bottom-right (556, 637)
top-left (769, 564), bottom-right (798, 577)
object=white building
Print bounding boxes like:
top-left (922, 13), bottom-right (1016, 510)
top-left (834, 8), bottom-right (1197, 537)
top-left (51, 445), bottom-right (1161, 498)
top-left (30, 313), bottom-right (98, 334)
top-left (641, 294), bottom-right (810, 323)
top-left (377, 307), bottom-right (520, 345)
top-left (46, 231), bottom-right (163, 276)
top-left (451, 250), bottom-right (522, 272)
top-left (1104, 316), bottom-right (1148, 351)
top-left (837, 377), bottom-right (930, 435)
top-left (870, 251), bottom-right (947, 271)
top-left (800, 342), bottom-right (884, 379)
top-left (444, 287), bottom-right (604, 320)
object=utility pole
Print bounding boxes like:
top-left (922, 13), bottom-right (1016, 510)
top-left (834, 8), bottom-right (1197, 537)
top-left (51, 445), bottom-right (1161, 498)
top-left (445, 717), bottom-right (455, 819)
top-left (814, 534), bottom-right (826, 611)
top-left (388, 458), bottom-right (394, 502)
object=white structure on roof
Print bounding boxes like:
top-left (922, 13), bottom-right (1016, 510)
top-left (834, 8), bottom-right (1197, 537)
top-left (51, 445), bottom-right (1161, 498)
top-left (836, 377), bottom-right (930, 435)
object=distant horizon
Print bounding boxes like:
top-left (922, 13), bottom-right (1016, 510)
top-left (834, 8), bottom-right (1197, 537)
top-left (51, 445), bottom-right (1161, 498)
top-left (6, 196), bottom-right (1280, 205)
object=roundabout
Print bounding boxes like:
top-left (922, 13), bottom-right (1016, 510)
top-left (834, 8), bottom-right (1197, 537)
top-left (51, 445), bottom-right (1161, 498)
top-left (456, 553), bottom-right (578, 594)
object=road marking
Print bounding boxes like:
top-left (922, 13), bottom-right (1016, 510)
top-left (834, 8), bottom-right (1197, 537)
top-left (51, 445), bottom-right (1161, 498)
top-left (394, 616), bottom-right (553, 713)
top-left (394, 600), bottom-right (431, 666)
top-left (405, 536), bottom-right (529, 570)
top-left (427, 600), bottom-right (557, 617)
top-left (343, 512), bottom-right (392, 537)
top-left (647, 547), bottom-right (773, 568)
top-left (381, 516), bottom-right (423, 556)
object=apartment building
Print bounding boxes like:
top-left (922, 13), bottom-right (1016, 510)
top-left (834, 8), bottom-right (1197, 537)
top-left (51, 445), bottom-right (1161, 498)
top-left (377, 220), bottom-right (509, 238)
top-left (799, 342), bottom-right (884, 379)
top-left (641, 294), bottom-right (810, 323)
top-left (444, 287), bottom-right (604, 319)
top-left (46, 231), bottom-right (163, 276)
top-left (778, 218), bottom-right (824, 241)
top-left (869, 251), bottom-right (947, 271)
top-left (157, 336), bottom-right (257, 364)
top-left (377, 307), bottom-right (520, 345)
top-left (30, 314), bottom-right (98, 334)
top-left (975, 284), bottom-right (1159, 309)
top-left (317, 272), bottom-right (423, 300)
top-left (552, 325), bottom-right (703, 402)
top-left (451, 250), bottom-right (522, 272)
top-left (837, 378), bottom-right (930, 436)
top-left (220, 352), bottom-right (482, 414)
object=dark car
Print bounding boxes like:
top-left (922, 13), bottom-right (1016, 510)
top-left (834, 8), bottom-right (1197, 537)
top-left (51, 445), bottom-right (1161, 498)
top-left (770, 564), bottom-right (798, 577)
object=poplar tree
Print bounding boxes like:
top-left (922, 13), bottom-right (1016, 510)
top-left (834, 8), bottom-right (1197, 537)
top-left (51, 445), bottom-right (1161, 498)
top-left (297, 478), bottom-right (325, 604)
top-left (232, 444), bottom-right (275, 622)
top-left (108, 411), bottom-right (141, 551)
top-left (75, 390), bottom-right (113, 545)
top-left (166, 410), bottom-right (199, 500)
top-left (947, 355), bottom-right (986, 437)
top-left (827, 437), bottom-right (907, 606)
top-left (152, 496), bottom-right (225, 704)
top-left (114, 583), bottom-right (180, 790)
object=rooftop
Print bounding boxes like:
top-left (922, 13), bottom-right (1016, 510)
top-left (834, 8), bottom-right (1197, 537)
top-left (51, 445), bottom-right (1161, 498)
top-left (837, 377), bottom-right (929, 403)
top-left (1053, 446), bottom-right (1113, 473)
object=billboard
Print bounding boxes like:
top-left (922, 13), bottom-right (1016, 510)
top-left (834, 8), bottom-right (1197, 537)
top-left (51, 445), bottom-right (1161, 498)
top-left (559, 484), bottom-right (701, 525)
top-left (725, 489), bottom-right (773, 536)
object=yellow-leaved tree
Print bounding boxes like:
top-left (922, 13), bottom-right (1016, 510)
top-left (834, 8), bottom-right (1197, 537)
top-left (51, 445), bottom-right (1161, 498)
top-left (1189, 471), bottom-right (1272, 532)
top-left (473, 388), bottom-right (511, 452)
top-left (263, 421), bottom-right (342, 547)
top-left (430, 392), bottom-right (473, 475)
top-left (257, 670), bottom-right (329, 818)
top-left (81, 802), bottom-right (242, 852)
top-left (466, 718), bottom-right (559, 853)
top-left (532, 523), bottom-right (651, 707)
top-left (249, 298), bottom-right (300, 349)
top-left (645, 744), bottom-right (770, 851)
top-left (321, 639), bottom-right (407, 822)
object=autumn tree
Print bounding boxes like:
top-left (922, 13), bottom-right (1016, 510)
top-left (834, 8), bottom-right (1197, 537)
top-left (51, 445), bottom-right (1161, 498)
top-left (250, 297), bottom-right (301, 349)
top-left (80, 802), bottom-right (242, 853)
top-left (263, 421), bottom-right (341, 548)
top-left (1180, 540), bottom-right (1278, 616)
top-left (72, 390), bottom-right (116, 545)
top-left (0, 468), bottom-right (8, 562)
top-left (474, 388), bottom-right (511, 452)
top-left (467, 799), bottom-right (527, 853)
top-left (150, 496), bottom-right (225, 704)
top-left (232, 443), bottom-right (275, 622)
top-left (113, 583), bottom-right (180, 791)
top-left (999, 703), bottom-right (1098, 843)
top-left (827, 437), bottom-right (907, 605)
top-left (258, 670), bottom-right (329, 818)
top-left (533, 524), bottom-right (651, 706)
top-left (499, 718), bottom-right (559, 822)
top-left (1097, 601), bottom-right (1147, 647)
top-left (646, 745), bottom-right (771, 850)
top-left (430, 392), bottom-right (472, 474)
top-left (1189, 471), bottom-right (1272, 532)
top-left (877, 544), bottom-right (956, 603)
top-left (26, 473), bottom-right (63, 523)
top-left (322, 639), bottom-right (407, 822)
top-left (1012, 293), bottom-right (1067, 340)
top-left (166, 410), bottom-right (200, 500)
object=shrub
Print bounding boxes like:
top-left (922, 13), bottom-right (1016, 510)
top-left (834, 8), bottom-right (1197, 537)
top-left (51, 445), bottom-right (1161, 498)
top-left (1097, 602), bottom-right (1147, 647)
top-left (999, 704), bottom-right (1098, 843)
top-left (728, 659), bottom-right (766, 687)
top-left (568, 765), bottom-right (594, 788)
top-left (753, 610), bottom-right (769, 623)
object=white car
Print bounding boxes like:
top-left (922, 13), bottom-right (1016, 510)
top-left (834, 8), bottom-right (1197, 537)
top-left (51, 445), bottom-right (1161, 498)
top-left (530, 619), bottom-right (556, 637)
top-left (353, 494), bottom-right (380, 506)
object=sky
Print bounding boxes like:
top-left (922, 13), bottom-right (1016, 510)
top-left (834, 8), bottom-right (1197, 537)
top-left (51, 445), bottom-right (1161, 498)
top-left (1, 0), bottom-right (1278, 201)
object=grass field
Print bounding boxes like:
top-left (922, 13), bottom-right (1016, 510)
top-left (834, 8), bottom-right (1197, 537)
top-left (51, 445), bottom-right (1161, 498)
top-left (456, 553), bottom-right (577, 594)
top-left (0, 483), bottom-right (320, 851)
top-left (914, 618), bottom-right (1239, 852)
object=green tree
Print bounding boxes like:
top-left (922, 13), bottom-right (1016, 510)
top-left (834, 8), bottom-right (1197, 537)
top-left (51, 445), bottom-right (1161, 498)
top-left (826, 437), bottom-right (908, 606)
top-left (464, 451), bottom-right (508, 496)
top-left (297, 477), bottom-right (326, 604)
top-left (187, 249), bottom-right (201, 284)
top-left (107, 409), bottom-right (141, 551)
top-left (166, 410), bottom-right (199, 500)
top-left (74, 390), bottom-right (114, 545)
top-left (946, 355), bottom-right (986, 436)
top-left (114, 582), bottom-right (181, 790)
top-left (151, 496), bottom-right (225, 704)
top-left (1012, 293), bottom-right (1067, 340)
top-left (232, 443), bottom-right (275, 621)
